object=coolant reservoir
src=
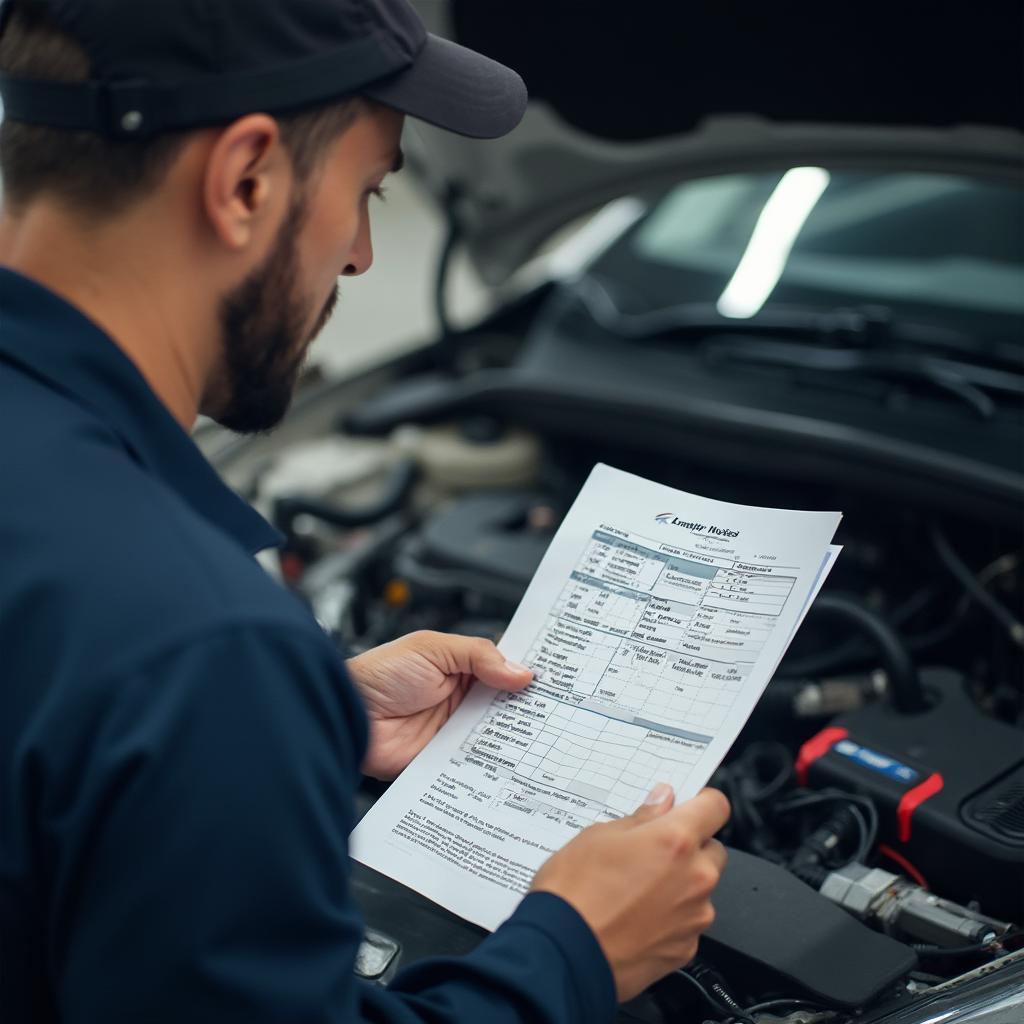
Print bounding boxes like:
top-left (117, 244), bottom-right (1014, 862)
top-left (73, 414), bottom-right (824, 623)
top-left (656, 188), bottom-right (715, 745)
top-left (391, 421), bottom-right (541, 490)
top-left (257, 435), bottom-right (397, 506)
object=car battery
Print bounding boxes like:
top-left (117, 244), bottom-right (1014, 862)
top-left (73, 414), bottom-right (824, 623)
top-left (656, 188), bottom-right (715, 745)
top-left (796, 669), bottom-right (1024, 923)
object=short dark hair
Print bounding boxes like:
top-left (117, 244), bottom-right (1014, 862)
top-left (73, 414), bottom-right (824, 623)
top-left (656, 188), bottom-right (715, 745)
top-left (0, 0), bottom-right (362, 217)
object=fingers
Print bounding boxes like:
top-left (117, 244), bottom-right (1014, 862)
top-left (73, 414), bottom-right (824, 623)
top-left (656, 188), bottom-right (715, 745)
top-left (630, 782), bottom-right (676, 824)
top-left (702, 837), bottom-right (728, 875)
top-left (647, 788), bottom-right (731, 842)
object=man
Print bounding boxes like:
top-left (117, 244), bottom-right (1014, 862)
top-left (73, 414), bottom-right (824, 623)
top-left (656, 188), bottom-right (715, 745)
top-left (0, 1), bottom-right (730, 1021)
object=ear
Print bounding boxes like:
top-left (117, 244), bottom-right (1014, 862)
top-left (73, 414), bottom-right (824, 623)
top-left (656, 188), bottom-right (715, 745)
top-left (201, 114), bottom-right (288, 251)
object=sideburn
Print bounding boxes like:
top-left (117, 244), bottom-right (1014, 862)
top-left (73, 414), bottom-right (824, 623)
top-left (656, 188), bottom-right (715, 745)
top-left (215, 194), bottom-right (311, 434)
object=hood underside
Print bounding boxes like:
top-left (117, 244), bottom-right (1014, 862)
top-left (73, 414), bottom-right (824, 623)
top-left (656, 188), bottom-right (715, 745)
top-left (408, 1), bottom-right (1024, 283)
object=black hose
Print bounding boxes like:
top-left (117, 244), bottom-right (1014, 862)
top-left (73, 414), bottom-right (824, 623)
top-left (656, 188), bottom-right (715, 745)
top-left (789, 861), bottom-right (829, 890)
top-left (434, 183), bottom-right (462, 342)
top-left (393, 543), bottom-right (526, 607)
top-left (781, 588), bottom-right (935, 677)
top-left (273, 459), bottom-right (418, 537)
top-left (929, 526), bottom-right (1024, 648)
top-left (711, 742), bottom-right (793, 852)
top-left (805, 594), bottom-right (926, 713)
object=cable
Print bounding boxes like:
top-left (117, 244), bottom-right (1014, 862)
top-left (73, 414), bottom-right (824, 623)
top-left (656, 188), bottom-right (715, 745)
top-left (776, 791), bottom-right (878, 845)
top-left (712, 742), bottom-right (793, 853)
top-left (675, 969), bottom-right (754, 1024)
top-left (904, 552), bottom-right (1022, 656)
top-left (929, 527), bottom-right (1024, 648)
top-left (803, 594), bottom-right (926, 712)
top-left (744, 997), bottom-right (832, 1017)
top-left (912, 929), bottom-right (1021, 959)
top-left (972, 551), bottom-right (1022, 592)
top-left (876, 843), bottom-right (929, 889)
top-left (777, 790), bottom-right (879, 868)
top-left (674, 968), bottom-right (727, 1016)
top-left (689, 962), bottom-right (753, 1023)
top-left (846, 803), bottom-right (872, 864)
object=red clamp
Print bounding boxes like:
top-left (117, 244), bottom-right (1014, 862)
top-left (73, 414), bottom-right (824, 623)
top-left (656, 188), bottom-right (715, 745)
top-left (795, 726), bottom-right (849, 786)
top-left (897, 772), bottom-right (944, 843)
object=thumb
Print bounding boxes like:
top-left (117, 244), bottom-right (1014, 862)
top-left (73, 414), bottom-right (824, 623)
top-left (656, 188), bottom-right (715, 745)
top-left (630, 782), bottom-right (676, 824)
top-left (456, 636), bottom-right (534, 693)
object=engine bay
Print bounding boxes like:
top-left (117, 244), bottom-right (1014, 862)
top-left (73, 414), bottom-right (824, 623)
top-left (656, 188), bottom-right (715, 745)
top-left (208, 286), bottom-right (1024, 1022)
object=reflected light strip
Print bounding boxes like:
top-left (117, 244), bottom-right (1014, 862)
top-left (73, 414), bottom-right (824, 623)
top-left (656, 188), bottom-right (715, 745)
top-left (716, 166), bottom-right (831, 319)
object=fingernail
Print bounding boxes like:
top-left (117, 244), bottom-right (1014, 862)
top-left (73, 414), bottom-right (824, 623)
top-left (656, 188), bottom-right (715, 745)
top-left (504, 660), bottom-right (530, 674)
top-left (644, 782), bottom-right (673, 806)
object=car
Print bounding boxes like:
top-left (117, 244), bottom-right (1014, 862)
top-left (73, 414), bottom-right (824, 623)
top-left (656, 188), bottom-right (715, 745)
top-left (196, 4), bottom-right (1024, 1021)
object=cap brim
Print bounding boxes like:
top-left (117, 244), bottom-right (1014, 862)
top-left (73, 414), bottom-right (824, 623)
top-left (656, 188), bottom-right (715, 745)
top-left (362, 33), bottom-right (527, 139)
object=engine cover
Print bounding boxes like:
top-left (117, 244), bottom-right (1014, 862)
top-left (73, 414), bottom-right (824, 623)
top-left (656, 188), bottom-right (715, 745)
top-left (703, 848), bottom-right (916, 1008)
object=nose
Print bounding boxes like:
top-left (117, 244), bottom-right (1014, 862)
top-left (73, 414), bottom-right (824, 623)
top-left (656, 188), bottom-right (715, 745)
top-left (341, 210), bottom-right (374, 277)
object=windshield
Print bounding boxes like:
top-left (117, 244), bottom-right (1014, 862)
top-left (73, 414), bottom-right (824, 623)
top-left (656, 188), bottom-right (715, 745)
top-left (592, 170), bottom-right (1023, 354)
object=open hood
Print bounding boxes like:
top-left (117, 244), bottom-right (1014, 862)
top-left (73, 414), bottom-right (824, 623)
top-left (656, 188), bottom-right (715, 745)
top-left (408, 1), bottom-right (1024, 284)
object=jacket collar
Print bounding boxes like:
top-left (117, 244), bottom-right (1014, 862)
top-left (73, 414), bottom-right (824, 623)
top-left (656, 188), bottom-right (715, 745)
top-left (0, 266), bottom-right (282, 555)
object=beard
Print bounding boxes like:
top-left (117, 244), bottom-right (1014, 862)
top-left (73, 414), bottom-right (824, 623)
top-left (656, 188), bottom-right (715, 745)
top-left (213, 195), bottom-right (340, 434)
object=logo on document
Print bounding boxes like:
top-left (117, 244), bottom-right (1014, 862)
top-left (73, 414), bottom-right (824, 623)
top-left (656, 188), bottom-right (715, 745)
top-left (655, 512), bottom-right (674, 525)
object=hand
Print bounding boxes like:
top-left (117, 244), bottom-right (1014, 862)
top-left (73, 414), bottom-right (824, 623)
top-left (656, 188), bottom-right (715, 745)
top-left (347, 630), bottom-right (533, 780)
top-left (530, 786), bottom-right (730, 1002)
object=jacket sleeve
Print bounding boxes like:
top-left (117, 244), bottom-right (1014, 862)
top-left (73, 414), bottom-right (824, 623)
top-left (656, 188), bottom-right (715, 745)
top-left (46, 621), bottom-right (617, 1024)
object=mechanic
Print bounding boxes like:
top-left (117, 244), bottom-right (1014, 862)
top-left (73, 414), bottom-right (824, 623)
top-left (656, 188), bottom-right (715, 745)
top-left (0, 2), bottom-right (730, 1022)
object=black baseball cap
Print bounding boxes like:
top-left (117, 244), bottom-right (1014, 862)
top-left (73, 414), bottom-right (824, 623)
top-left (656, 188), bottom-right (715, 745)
top-left (0, 0), bottom-right (527, 139)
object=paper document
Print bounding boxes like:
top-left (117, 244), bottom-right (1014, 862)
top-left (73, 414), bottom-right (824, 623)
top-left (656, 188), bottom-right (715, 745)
top-left (352, 465), bottom-right (842, 930)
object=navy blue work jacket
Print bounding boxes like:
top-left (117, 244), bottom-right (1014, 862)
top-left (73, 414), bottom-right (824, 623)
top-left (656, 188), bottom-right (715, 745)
top-left (0, 267), bottom-right (615, 1024)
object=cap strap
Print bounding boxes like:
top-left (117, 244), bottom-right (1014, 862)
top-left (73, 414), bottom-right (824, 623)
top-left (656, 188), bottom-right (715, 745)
top-left (0, 35), bottom-right (412, 139)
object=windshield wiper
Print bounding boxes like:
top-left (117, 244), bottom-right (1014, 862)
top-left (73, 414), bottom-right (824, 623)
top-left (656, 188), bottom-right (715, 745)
top-left (572, 273), bottom-right (1023, 371)
top-left (701, 337), bottom-right (1023, 420)
top-left (569, 274), bottom-right (1023, 419)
